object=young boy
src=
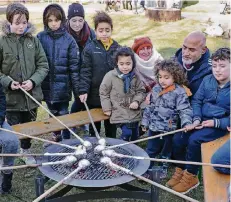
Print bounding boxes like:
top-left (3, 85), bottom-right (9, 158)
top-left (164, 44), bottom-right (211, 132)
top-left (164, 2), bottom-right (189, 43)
top-left (100, 46), bottom-right (146, 141)
top-left (37, 4), bottom-right (80, 142)
top-left (0, 3), bottom-right (49, 164)
top-left (79, 11), bottom-right (120, 138)
top-left (167, 47), bottom-right (230, 194)
top-left (0, 84), bottom-right (19, 194)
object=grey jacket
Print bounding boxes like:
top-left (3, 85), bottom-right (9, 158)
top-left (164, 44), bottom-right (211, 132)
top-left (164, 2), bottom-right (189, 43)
top-left (100, 69), bottom-right (146, 124)
top-left (142, 84), bottom-right (193, 132)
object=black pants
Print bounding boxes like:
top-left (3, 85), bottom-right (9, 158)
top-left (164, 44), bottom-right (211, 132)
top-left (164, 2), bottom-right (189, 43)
top-left (6, 109), bottom-right (37, 149)
top-left (87, 104), bottom-right (117, 138)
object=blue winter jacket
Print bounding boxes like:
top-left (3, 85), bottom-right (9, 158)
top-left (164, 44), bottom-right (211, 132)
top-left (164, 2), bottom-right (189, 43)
top-left (0, 84), bottom-right (6, 126)
top-left (191, 74), bottom-right (230, 130)
top-left (175, 48), bottom-right (212, 95)
top-left (37, 4), bottom-right (80, 103)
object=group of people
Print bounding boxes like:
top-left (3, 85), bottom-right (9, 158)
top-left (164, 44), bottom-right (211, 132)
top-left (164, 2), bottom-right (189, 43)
top-left (0, 1), bottom-right (230, 197)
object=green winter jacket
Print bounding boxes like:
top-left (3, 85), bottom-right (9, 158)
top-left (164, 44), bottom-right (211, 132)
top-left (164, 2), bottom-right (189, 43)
top-left (0, 21), bottom-right (49, 111)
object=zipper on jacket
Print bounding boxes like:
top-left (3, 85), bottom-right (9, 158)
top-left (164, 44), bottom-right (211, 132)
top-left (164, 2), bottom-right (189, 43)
top-left (50, 38), bottom-right (56, 104)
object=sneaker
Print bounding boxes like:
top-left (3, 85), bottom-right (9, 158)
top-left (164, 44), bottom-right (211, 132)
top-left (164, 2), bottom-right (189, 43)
top-left (166, 167), bottom-right (183, 188)
top-left (160, 167), bottom-right (168, 179)
top-left (20, 149), bottom-right (36, 165)
top-left (0, 172), bottom-right (12, 194)
top-left (172, 170), bottom-right (200, 194)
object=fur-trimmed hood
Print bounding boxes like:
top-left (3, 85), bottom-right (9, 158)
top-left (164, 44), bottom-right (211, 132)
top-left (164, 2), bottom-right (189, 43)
top-left (0, 20), bottom-right (36, 37)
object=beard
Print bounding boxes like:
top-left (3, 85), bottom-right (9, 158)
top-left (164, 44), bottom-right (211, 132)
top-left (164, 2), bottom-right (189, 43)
top-left (182, 57), bottom-right (193, 65)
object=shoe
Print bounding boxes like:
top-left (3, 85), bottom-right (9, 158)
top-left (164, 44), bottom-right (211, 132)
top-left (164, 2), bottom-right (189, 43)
top-left (160, 167), bottom-right (168, 179)
top-left (20, 149), bottom-right (36, 165)
top-left (172, 170), bottom-right (200, 194)
top-left (0, 172), bottom-right (12, 194)
top-left (166, 167), bottom-right (183, 188)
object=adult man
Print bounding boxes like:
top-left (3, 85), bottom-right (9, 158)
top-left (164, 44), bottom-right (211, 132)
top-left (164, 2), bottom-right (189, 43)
top-left (175, 31), bottom-right (212, 95)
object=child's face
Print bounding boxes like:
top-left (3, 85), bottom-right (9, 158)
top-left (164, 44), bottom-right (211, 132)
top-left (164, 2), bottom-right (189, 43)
top-left (95, 22), bottom-right (112, 43)
top-left (138, 46), bottom-right (153, 61)
top-left (69, 16), bottom-right (84, 33)
top-left (48, 15), bottom-right (61, 31)
top-left (158, 70), bottom-right (174, 89)
top-left (117, 55), bottom-right (133, 74)
top-left (10, 14), bottom-right (28, 35)
top-left (212, 59), bottom-right (230, 84)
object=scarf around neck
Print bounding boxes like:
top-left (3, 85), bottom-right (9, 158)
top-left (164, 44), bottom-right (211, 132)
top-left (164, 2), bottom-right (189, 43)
top-left (116, 68), bottom-right (135, 93)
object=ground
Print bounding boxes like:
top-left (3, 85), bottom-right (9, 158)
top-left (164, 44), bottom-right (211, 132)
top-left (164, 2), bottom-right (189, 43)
top-left (0, 1), bottom-right (230, 202)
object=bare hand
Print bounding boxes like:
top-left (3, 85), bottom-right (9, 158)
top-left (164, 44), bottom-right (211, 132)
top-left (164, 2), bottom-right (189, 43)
top-left (141, 126), bottom-right (147, 132)
top-left (11, 81), bottom-right (20, 90)
top-left (184, 124), bottom-right (196, 132)
top-left (145, 93), bottom-right (151, 105)
top-left (201, 120), bottom-right (214, 128)
top-left (79, 94), bottom-right (88, 103)
top-left (21, 80), bottom-right (33, 91)
top-left (104, 111), bottom-right (112, 116)
top-left (129, 101), bottom-right (139, 109)
top-left (227, 127), bottom-right (231, 132)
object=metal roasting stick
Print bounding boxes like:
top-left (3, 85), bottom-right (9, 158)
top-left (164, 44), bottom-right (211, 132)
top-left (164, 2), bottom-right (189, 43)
top-left (0, 152), bottom-right (74, 157)
top-left (109, 152), bottom-right (231, 169)
top-left (83, 101), bottom-right (101, 140)
top-left (0, 128), bottom-right (77, 150)
top-left (107, 128), bottom-right (186, 149)
top-left (33, 159), bottom-right (90, 202)
top-left (7, 76), bottom-right (85, 145)
top-left (101, 157), bottom-right (198, 202)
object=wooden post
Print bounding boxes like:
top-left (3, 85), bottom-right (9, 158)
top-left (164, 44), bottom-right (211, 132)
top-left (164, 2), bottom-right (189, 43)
top-left (145, 8), bottom-right (181, 22)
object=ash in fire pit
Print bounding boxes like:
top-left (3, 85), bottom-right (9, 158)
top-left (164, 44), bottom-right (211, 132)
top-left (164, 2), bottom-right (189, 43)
top-left (38, 137), bottom-right (150, 188)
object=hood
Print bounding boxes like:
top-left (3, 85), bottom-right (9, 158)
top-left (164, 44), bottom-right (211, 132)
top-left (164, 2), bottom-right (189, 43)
top-left (43, 4), bottom-right (66, 29)
top-left (0, 20), bottom-right (35, 37)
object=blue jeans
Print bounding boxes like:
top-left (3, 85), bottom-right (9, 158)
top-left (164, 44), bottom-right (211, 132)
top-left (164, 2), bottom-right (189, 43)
top-left (211, 139), bottom-right (230, 174)
top-left (120, 122), bottom-right (139, 141)
top-left (46, 102), bottom-right (70, 139)
top-left (146, 130), bottom-right (173, 168)
top-left (0, 122), bottom-right (19, 174)
top-left (172, 128), bottom-right (227, 175)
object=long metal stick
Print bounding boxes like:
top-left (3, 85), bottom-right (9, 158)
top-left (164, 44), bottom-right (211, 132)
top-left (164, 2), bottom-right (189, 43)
top-left (83, 101), bottom-right (101, 140)
top-left (0, 152), bottom-right (74, 157)
top-left (8, 76), bottom-right (85, 144)
top-left (0, 128), bottom-right (77, 150)
top-left (104, 159), bottom-right (198, 202)
top-left (107, 128), bottom-right (186, 149)
top-left (113, 153), bottom-right (231, 169)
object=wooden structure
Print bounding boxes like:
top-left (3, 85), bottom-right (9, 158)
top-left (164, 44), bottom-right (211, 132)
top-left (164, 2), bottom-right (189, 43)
top-left (145, 8), bottom-right (181, 22)
top-left (201, 134), bottom-right (230, 202)
top-left (12, 108), bottom-right (109, 139)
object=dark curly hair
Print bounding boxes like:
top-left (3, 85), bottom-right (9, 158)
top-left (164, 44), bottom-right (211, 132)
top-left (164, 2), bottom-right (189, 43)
top-left (93, 11), bottom-right (113, 30)
top-left (114, 46), bottom-right (136, 69)
top-left (211, 47), bottom-right (230, 62)
top-left (154, 59), bottom-right (188, 86)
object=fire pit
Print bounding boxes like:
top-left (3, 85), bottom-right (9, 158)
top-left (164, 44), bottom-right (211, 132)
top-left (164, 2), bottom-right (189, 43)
top-left (38, 137), bottom-right (150, 188)
top-left (35, 137), bottom-right (161, 202)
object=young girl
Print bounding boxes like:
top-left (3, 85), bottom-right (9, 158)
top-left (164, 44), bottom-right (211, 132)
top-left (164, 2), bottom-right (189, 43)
top-left (37, 4), bottom-right (80, 142)
top-left (100, 46), bottom-right (146, 141)
top-left (141, 59), bottom-right (193, 178)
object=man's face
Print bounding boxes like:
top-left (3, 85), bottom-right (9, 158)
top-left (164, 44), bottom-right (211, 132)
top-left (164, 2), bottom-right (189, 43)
top-left (10, 14), bottom-right (28, 35)
top-left (182, 37), bottom-right (206, 65)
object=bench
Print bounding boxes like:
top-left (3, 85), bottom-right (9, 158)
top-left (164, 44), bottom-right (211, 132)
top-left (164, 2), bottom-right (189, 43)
top-left (12, 108), bottom-right (109, 139)
top-left (201, 134), bottom-right (230, 202)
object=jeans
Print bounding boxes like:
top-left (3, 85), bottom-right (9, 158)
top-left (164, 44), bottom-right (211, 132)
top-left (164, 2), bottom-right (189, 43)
top-left (211, 139), bottom-right (230, 174)
top-left (146, 130), bottom-right (173, 168)
top-left (120, 122), bottom-right (139, 141)
top-left (6, 109), bottom-right (37, 149)
top-left (0, 122), bottom-right (19, 174)
top-left (46, 102), bottom-right (70, 139)
top-left (172, 128), bottom-right (227, 175)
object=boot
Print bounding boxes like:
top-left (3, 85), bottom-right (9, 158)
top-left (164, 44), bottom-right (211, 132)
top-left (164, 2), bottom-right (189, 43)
top-left (1, 172), bottom-right (13, 193)
top-left (166, 167), bottom-right (183, 187)
top-left (172, 170), bottom-right (200, 194)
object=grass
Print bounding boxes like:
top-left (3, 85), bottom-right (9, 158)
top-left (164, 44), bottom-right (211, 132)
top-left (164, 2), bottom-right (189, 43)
top-left (0, 3), bottom-right (230, 202)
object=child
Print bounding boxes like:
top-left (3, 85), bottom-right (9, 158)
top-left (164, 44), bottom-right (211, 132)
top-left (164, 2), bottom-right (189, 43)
top-left (167, 47), bottom-right (230, 194)
top-left (0, 84), bottom-right (19, 194)
top-left (79, 11), bottom-right (120, 138)
top-left (0, 3), bottom-right (49, 165)
top-left (37, 4), bottom-right (80, 141)
top-left (141, 59), bottom-right (193, 179)
top-left (100, 46), bottom-right (146, 141)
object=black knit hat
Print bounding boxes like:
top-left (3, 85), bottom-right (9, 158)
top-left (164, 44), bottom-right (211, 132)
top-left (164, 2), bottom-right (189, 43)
top-left (68, 3), bottom-right (85, 20)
